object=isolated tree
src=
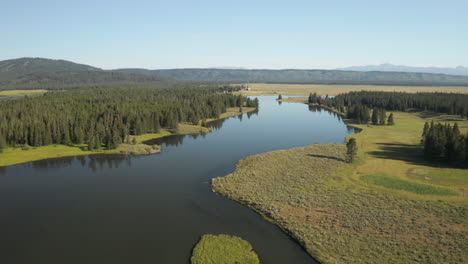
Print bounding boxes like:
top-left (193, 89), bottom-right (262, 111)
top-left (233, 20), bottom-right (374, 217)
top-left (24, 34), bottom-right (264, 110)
top-left (346, 138), bottom-right (358, 163)
top-left (378, 109), bottom-right (387, 125)
top-left (277, 94), bottom-right (282, 100)
top-left (387, 113), bottom-right (395, 126)
top-left (371, 108), bottom-right (379, 125)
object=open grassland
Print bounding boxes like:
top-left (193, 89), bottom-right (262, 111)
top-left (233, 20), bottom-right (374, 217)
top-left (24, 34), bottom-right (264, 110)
top-left (241, 83), bottom-right (468, 96)
top-left (191, 234), bottom-right (260, 264)
top-left (0, 108), bottom-right (256, 167)
top-left (0, 89), bottom-right (47, 98)
top-left (212, 111), bottom-right (468, 264)
top-left (277, 97), bottom-right (308, 103)
top-left (361, 173), bottom-right (457, 196)
top-left (348, 111), bottom-right (468, 196)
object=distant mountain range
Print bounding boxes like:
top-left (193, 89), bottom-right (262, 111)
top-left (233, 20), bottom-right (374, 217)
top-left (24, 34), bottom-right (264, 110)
top-left (115, 68), bottom-right (468, 86)
top-left (2, 57), bottom-right (468, 89)
top-left (337, 63), bottom-right (468, 76)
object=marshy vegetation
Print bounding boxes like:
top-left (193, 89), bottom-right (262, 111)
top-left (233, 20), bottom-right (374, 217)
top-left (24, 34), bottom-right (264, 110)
top-left (212, 107), bottom-right (468, 263)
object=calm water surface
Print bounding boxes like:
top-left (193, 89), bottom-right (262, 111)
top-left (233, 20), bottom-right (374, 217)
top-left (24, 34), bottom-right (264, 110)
top-left (0, 96), bottom-right (357, 264)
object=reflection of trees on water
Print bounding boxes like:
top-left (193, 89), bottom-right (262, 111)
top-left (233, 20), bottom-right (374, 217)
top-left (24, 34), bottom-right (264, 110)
top-left (206, 118), bottom-right (226, 130)
top-left (32, 156), bottom-right (75, 169)
top-left (87, 154), bottom-right (132, 172)
top-left (146, 134), bottom-right (187, 147)
top-left (28, 154), bottom-right (133, 172)
top-left (0, 166), bottom-right (6, 176)
top-left (247, 109), bottom-right (259, 119)
top-left (139, 110), bottom-right (261, 151)
top-left (308, 105), bottom-right (342, 120)
top-left (308, 104), bottom-right (360, 135)
top-left (161, 134), bottom-right (186, 147)
top-left (278, 101), bottom-right (282, 106)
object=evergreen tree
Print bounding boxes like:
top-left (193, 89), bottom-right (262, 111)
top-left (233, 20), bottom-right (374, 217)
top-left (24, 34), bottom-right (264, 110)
top-left (0, 85), bottom-right (249, 150)
top-left (387, 113), bottom-right (395, 125)
top-left (421, 122), bottom-right (430, 143)
top-left (346, 138), bottom-right (358, 163)
top-left (378, 109), bottom-right (387, 125)
top-left (277, 94), bottom-right (282, 100)
top-left (0, 134), bottom-right (7, 153)
top-left (371, 108), bottom-right (379, 125)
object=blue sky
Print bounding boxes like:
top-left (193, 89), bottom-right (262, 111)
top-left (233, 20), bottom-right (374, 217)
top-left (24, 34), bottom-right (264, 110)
top-left (2, 0), bottom-right (467, 69)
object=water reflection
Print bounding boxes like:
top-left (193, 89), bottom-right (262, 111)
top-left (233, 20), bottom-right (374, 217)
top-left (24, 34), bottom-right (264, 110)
top-left (27, 154), bottom-right (133, 171)
top-left (144, 110), bottom-right (259, 147)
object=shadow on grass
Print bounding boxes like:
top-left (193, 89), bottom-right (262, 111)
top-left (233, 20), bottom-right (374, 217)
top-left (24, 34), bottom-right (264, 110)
top-left (307, 154), bottom-right (345, 162)
top-left (413, 111), bottom-right (466, 122)
top-left (368, 143), bottom-right (461, 169)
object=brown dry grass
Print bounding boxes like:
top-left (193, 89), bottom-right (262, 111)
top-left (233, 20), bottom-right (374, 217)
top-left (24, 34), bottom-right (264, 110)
top-left (212, 143), bottom-right (468, 264)
top-left (241, 83), bottom-right (468, 96)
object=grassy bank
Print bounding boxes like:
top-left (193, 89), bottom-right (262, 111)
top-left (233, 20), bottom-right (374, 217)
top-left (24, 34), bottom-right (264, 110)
top-left (0, 107), bottom-right (256, 167)
top-left (191, 234), bottom-right (260, 264)
top-left (212, 111), bottom-right (468, 263)
top-left (241, 83), bottom-right (468, 96)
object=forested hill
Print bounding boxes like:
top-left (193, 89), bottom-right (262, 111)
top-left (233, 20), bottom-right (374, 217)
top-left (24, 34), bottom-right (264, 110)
top-left (0, 58), bottom-right (168, 89)
top-left (0, 71), bottom-right (169, 90)
top-left (115, 68), bottom-right (468, 86)
top-left (0, 57), bottom-right (101, 75)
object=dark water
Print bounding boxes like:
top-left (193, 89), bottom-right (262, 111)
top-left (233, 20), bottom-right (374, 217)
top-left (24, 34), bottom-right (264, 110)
top-left (0, 96), bottom-right (357, 264)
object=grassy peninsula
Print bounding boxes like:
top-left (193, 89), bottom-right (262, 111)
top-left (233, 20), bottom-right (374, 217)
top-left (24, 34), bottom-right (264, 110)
top-left (212, 110), bottom-right (468, 264)
top-left (191, 234), bottom-right (260, 264)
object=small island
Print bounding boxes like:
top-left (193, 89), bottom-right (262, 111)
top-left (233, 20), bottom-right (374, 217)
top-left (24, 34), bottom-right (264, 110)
top-left (191, 234), bottom-right (260, 264)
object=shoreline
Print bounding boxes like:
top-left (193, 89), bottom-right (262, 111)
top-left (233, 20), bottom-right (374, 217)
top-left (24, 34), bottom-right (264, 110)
top-left (211, 100), bottom-right (468, 263)
top-left (0, 107), bottom-right (257, 168)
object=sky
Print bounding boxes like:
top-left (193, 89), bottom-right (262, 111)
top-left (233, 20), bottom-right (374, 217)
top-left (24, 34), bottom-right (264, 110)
top-left (2, 0), bottom-right (467, 69)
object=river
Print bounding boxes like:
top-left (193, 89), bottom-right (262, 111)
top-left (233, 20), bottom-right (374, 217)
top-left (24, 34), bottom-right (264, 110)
top-left (0, 96), bottom-right (357, 264)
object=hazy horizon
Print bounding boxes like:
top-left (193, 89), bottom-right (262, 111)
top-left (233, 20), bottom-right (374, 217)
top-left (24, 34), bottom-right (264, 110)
top-left (3, 0), bottom-right (467, 70)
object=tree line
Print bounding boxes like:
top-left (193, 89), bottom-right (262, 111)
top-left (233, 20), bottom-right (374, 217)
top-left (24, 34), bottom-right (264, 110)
top-left (421, 122), bottom-right (468, 166)
top-left (0, 84), bottom-right (258, 152)
top-left (309, 91), bottom-right (468, 124)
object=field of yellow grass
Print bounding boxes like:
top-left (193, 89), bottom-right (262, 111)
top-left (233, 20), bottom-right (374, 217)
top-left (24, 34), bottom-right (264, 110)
top-left (0, 89), bottom-right (48, 97)
top-left (241, 83), bottom-right (468, 96)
